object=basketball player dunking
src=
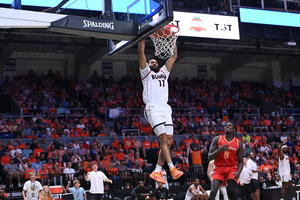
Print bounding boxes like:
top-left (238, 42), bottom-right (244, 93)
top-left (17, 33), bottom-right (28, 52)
top-left (278, 140), bottom-right (296, 200)
top-left (138, 40), bottom-right (183, 183)
top-left (207, 122), bottom-right (243, 200)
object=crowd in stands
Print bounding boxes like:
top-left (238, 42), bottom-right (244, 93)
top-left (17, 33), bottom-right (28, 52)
top-left (1, 70), bottom-right (300, 194)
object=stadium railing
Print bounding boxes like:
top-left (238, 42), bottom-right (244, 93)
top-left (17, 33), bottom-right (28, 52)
top-left (21, 108), bottom-right (87, 118)
top-left (7, 165), bottom-right (207, 191)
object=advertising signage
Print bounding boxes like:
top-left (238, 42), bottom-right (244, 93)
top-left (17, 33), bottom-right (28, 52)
top-left (173, 11), bottom-right (240, 40)
top-left (240, 8), bottom-right (300, 28)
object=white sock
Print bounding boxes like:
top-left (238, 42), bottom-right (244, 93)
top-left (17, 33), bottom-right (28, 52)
top-left (168, 162), bottom-right (174, 169)
top-left (155, 164), bottom-right (162, 173)
top-left (292, 197), bottom-right (296, 200)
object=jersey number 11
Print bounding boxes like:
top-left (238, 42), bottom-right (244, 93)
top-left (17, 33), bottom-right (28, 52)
top-left (159, 80), bottom-right (165, 87)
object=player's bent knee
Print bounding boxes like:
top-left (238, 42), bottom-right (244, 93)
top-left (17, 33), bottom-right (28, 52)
top-left (159, 133), bottom-right (168, 144)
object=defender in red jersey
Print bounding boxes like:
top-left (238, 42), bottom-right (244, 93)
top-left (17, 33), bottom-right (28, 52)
top-left (207, 122), bottom-right (243, 200)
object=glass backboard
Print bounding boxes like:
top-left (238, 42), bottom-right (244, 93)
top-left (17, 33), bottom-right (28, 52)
top-left (108, 0), bottom-right (174, 56)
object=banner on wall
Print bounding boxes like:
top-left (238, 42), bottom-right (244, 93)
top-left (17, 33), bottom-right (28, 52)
top-left (198, 65), bottom-right (207, 77)
top-left (102, 62), bottom-right (113, 75)
top-left (173, 11), bottom-right (240, 40)
top-left (4, 58), bottom-right (16, 71)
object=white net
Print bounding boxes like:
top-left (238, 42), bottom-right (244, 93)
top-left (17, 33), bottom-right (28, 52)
top-left (149, 25), bottom-right (180, 60)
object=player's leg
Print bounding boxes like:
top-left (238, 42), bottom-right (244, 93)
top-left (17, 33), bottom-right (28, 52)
top-left (162, 104), bottom-right (183, 179)
top-left (227, 179), bottom-right (237, 200)
top-left (288, 181), bottom-right (296, 200)
top-left (224, 167), bottom-right (238, 200)
top-left (191, 197), bottom-right (199, 200)
top-left (208, 179), bottom-right (222, 200)
top-left (145, 105), bottom-right (167, 183)
top-left (220, 186), bottom-right (228, 200)
top-left (244, 184), bottom-right (251, 200)
top-left (215, 189), bottom-right (220, 200)
top-left (199, 193), bottom-right (208, 200)
top-left (250, 179), bottom-right (260, 200)
top-left (280, 181), bottom-right (288, 199)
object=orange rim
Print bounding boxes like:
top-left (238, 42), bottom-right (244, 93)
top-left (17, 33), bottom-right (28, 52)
top-left (150, 24), bottom-right (180, 38)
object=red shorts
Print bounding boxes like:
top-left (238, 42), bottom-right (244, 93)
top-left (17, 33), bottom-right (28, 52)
top-left (212, 166), bottom-right (237, 183)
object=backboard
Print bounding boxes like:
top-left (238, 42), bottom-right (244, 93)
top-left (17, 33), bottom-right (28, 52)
top-left (0, 0), bottom-right (173, 56)
top-left (107, 0), bottom-right (174, 56)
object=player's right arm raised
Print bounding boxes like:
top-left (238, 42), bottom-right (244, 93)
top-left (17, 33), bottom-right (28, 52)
top-left (208, 136), bottom-right (229, 161)
top-left (138, 40), bottom-right (147, 70)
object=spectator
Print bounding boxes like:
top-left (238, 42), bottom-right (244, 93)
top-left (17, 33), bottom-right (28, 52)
top-left (260, 142), bottom-right (271, 156)
top-left (239, 158), bottom-right (252, 200)
top-left (64, 162), bottom-right (75, 181)
top-left (4, 158), bottom-right (22, 187)
top-left (34, 143), bottom-right (45, 158)
top-left (154, 182), bottom-right (169, 200)
top-left (17, 139), bottom-right (25, 150)
top-left (188, 145), bottom-right (203, 175)
top-left (37, 163), bottom-right (49, 185)
top-left (41, 138), bottom-right (48, 152)
top-left (242, 132), bottom-right (251, 144)
top-left (117, 159), bottom-right (128, 172)
top-left (292, 173), bottom-right (300, 186)
top-left (247, 152), bottom-right (261, 200)
top-left (85, 162), bottom-right (112, 199)
top-left (103, 184), bottom-right (114, 200)
top-left (77, 143), bottom-right (87, 156)
top-left (257, 153), bottom-right (265, 166)
top-left (32, 157), bottom-right (44, 171)
top-left (130, 181), bottom-right (154, 200)
top-left (264, 173), bottom-right (277, 188)
top-left (123, 133), bottom-right (133, 151)
top-left (10, 143), bottom-right (22, 158)
top-left (30, 138), bottom-right (38, 151)
top-left (22, 143), bottom-right (33, 158)
top-left (0, 189), bottom-right (9, 200)
top-left (22, 172), bottom-right (43, 200)
top-left (108, 163), bottom-right (119, 189)
top-left (19, 160), bottom-right (36, 181)
top-left (67, 180), bottom-right (86, 200)
top-left (280, 132), bottom-right (287, 142)
top-left (275, 173), bottom-right (282, 187)
top-left (40, 185), bottom-right (54, 200)
top-left (1, 150), bottom-right (10, 167)
top-left (141, 160), bottom-right (152, 173)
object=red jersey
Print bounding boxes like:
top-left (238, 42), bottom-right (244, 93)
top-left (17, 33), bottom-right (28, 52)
top-left (215, 135), bottom-right (239, 167)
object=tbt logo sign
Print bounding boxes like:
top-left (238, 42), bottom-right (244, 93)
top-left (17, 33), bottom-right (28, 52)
top-left (172, 11), bottom-right (240, 40)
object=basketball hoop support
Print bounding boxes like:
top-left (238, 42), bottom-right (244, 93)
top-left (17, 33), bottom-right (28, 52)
top-left (102, 0), bottom-right (114, 20)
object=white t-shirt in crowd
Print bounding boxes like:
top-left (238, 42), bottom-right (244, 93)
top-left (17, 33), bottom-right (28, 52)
top-left (11, 149), bottom-right (22, 157)
top-left (63, 167), bottom-right (76, 178)
top-left (23, 180), bottom-right (43, 200)
top-left (280, 136), bottom-right (287, 142)
top-left (74, 144), bottom-right (80, 149)
top-left (260, 146), bottom-right (270, 154)
top-left (86, 171), bottom-right (108, 194)
top-left (247, 159), bottom-right (258, 180)
top-left (77, 124), bottom-right (85, 130)
top-left (239, 165), bottom-right (252, 184)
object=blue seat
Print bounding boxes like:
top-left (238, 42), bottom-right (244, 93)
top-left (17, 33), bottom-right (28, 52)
top-left (3, 134), bottom-right (13, 138)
